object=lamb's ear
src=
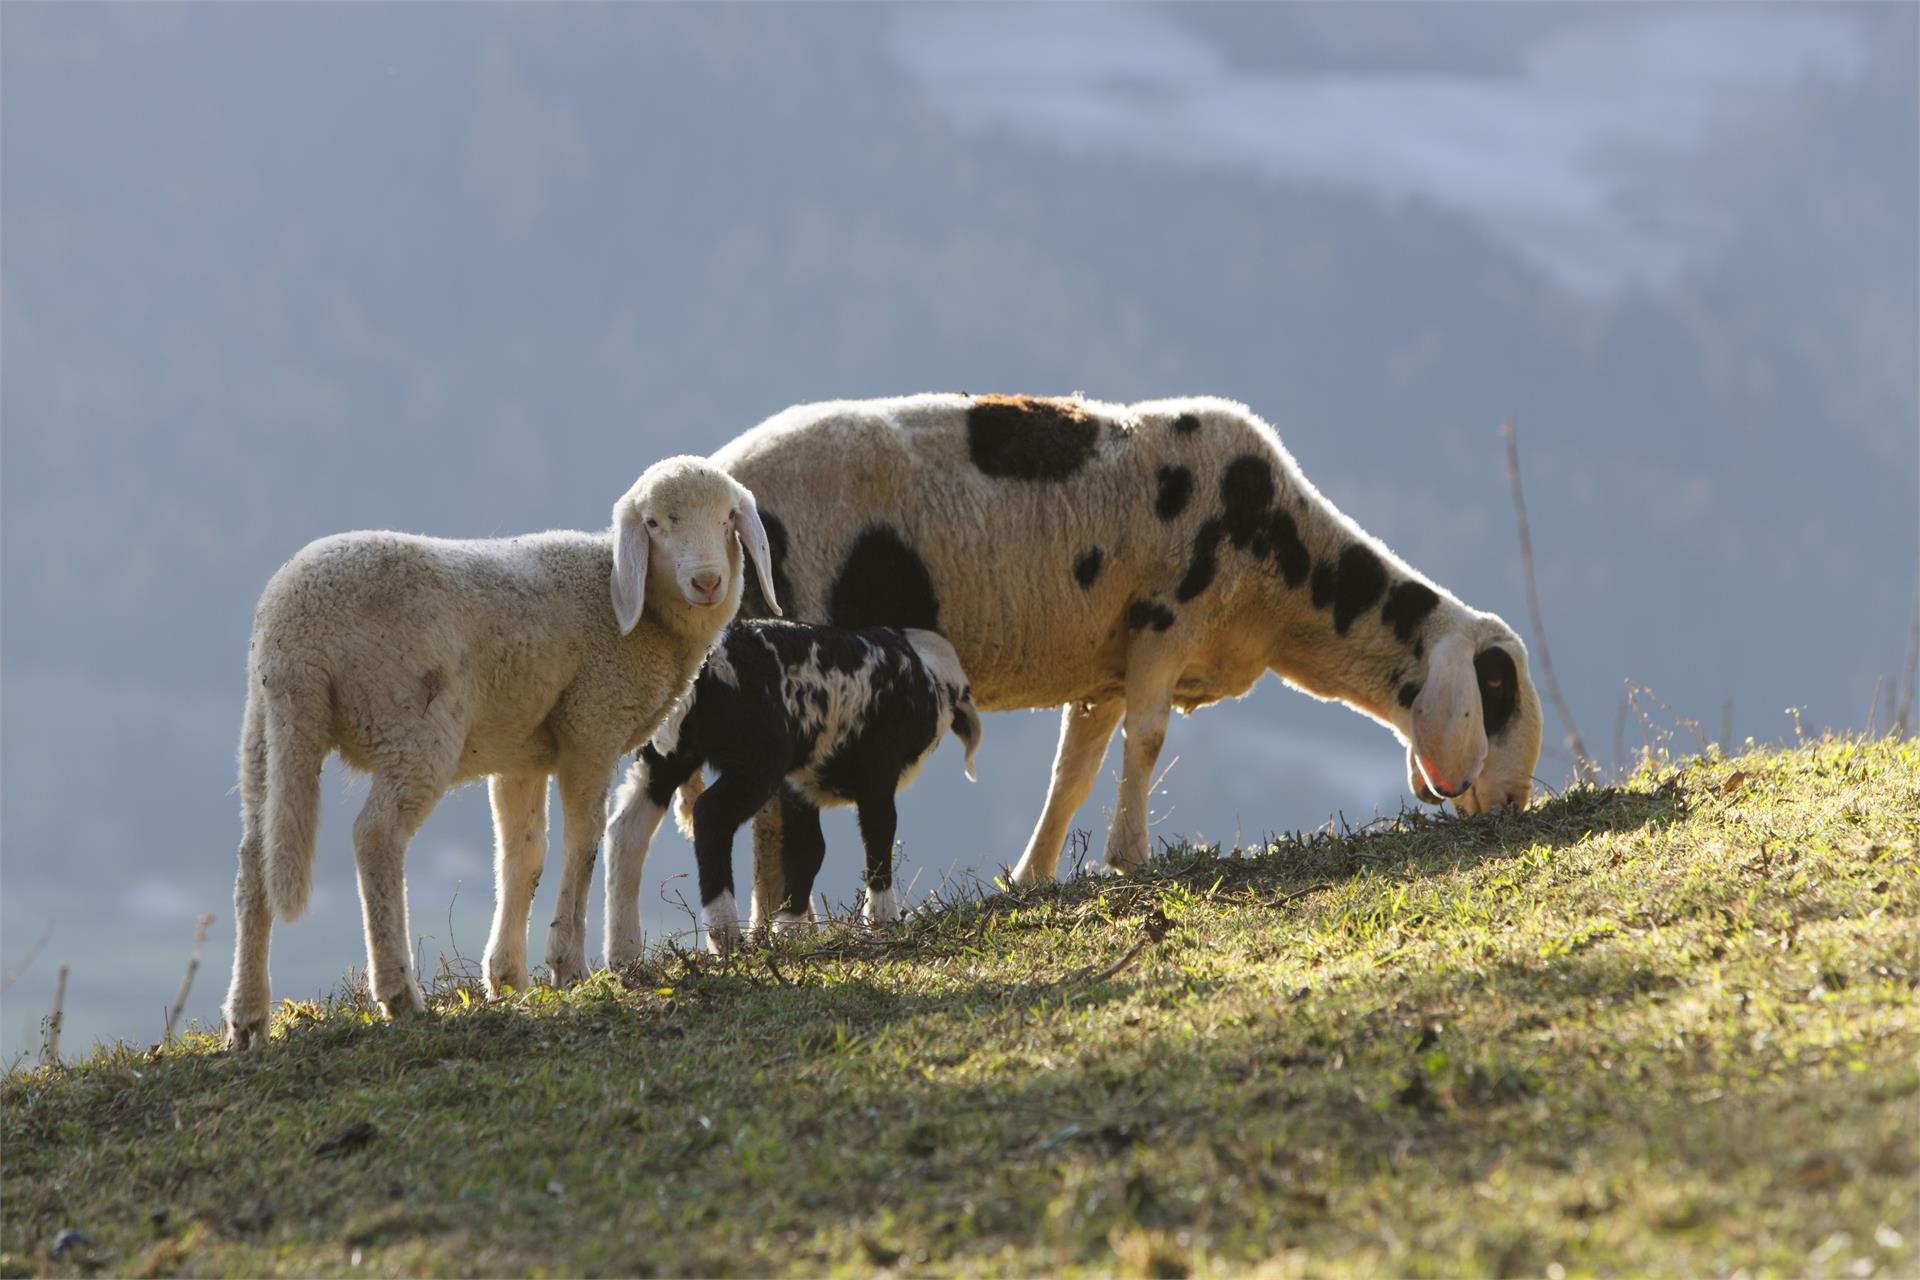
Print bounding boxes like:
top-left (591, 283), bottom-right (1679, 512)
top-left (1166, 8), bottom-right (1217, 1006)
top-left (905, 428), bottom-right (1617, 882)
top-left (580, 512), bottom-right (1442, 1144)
top-left (952, 700), bottom-right (983, 781)
top-left (729, 480), bottom-right (781, 617)
top-left (1410, 633), bottom-right (1482, 795)
top-left (610, 501), bottom-right (650, 635)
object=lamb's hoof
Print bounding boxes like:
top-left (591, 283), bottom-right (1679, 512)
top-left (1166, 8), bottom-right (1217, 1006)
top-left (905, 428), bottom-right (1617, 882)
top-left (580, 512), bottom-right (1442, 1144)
top-left (484, 963), bottom-right (528, 1000)
top-left (378, 982), bottom-right (429, 1020)
top-left (548, 955), bottom-right (588, 988)
top-left (226, 1018), bottom-right (267, 1052)
top-left (770, 911), bottom-right (812, 937)
top-left (862, 886), bottom-right (900, 925)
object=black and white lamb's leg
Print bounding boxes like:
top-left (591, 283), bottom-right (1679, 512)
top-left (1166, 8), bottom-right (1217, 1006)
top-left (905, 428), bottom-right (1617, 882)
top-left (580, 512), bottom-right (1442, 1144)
top-left (1010, 696), bottom-right (1126, 885)
top-left (602, 747), bottom-right (695, 969)
top-left (855, 788), bottom-right (901, 925)
top-left (773, 791), bottom-right (828, 935)
top-left (545, 758), bottom-right (612, 986)
top-left (691, 769), bottom-right (782, 955)
top-left (1106, 642), bottom-right (1183, 873)
top-left (484, 774), bottom-right (549, 997)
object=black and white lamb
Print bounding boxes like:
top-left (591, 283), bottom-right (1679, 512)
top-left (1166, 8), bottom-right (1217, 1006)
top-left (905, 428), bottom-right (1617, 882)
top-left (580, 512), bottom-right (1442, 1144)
top-left (602, 619), bottom-right (982, 959)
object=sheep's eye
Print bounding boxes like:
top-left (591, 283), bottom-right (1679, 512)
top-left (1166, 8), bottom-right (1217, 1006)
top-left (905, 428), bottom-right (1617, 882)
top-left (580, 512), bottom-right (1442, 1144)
top-left (644, 515), bottom-right (660, 529)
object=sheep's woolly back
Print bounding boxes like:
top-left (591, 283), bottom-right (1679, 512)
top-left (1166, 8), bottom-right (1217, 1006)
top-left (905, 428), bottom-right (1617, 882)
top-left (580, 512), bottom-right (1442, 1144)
top-left (712, 393), bottom-right (1544, 807)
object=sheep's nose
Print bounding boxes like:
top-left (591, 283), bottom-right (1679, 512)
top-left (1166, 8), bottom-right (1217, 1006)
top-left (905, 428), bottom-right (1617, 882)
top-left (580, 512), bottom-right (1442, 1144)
top-left (691, 570), bottom-right (722, 595)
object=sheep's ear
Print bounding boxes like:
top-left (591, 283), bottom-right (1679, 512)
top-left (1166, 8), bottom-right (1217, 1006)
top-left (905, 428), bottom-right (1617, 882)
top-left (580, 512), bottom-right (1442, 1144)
top-left (610, 502), bottom-right (650, 635)
top-left (952, 701), bottom-right (983, 781)
top-left (729, 481), bottom-right (781, 617)
top-left (1410, 634), bottom-right (1482, 795)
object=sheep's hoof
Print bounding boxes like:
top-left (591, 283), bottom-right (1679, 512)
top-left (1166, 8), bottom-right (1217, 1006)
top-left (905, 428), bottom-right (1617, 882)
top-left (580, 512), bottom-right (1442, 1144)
top-left (378, 982), bottom-right (429, 1020)
top-left (484, 964), bottom-right (528, 1000)
top-left (226, 1018), bottom-right (266, 1052)
top-left (862, 886), bottom-right (900, 925)
top-left (548, 957), bottom-right (588, 988)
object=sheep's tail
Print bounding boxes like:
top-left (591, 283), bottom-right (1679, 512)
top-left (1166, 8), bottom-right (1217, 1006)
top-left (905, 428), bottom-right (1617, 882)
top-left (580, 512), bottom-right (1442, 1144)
top-left (672, 769), bottom-right (706, 842)
top-left (258, 678), bottom-right (328, 921)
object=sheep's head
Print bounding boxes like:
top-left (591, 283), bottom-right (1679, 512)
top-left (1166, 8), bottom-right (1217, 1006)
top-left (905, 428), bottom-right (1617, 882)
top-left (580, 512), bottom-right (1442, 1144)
top-left (905, 628), bottom-right (983, 781)
top-left (1401, 612), bottom-right (1543, 814)
top-left (610, 457), bottom-right (781, 634)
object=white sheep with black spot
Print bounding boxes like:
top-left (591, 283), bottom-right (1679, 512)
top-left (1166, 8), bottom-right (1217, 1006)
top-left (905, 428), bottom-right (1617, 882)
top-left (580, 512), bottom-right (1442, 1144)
top-left (221, 457), bottom-right (779, 1047)
top-left (602, 619), bottom-right (981, 959)
top-left (710, 393), bottom-right (1545, 911)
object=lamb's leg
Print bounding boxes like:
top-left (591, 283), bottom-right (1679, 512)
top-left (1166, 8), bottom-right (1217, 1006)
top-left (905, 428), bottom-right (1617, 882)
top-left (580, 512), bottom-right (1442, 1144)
top-left (483, 774), bottom-right (548, 997)
top-left (1010, 697), bottom-right (1125, 885)
top-left (545, 763), bottom-right (611, 986)
top-left (856, 790), bottom-right (901, 924)
top-left (1105, 654), bottom-right (1180, 874)
top-left (351, 766), bottom-right (448, 1018)
top-left (692, 770), bottom-right (783, 956)
top-left (602, 751), bottom-right (696, 969)
top-left (748, 798), bottom-right (785, 931)
top-left (773, 793), bottom-right (827, 935)
top-left (225, 694), bottom-right (272, 1050)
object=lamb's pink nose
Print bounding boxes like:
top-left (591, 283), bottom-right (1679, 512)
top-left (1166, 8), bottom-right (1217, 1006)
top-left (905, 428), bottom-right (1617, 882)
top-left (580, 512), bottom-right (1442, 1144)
top-left (691, 570), bottom-right (722, 596)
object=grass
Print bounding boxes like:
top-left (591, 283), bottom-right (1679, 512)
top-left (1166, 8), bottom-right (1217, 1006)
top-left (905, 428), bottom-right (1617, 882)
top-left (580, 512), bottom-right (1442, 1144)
top-left (4, 738), bottom-right (1917, 1278)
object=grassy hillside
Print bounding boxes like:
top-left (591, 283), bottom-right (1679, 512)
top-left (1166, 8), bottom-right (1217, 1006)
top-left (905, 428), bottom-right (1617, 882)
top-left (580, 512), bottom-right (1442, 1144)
top-left (5, 739), bottom-right (1917, 1278)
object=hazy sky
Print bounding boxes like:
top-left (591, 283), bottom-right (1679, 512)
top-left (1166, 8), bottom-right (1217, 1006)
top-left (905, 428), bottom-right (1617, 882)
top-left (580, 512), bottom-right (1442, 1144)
top-left (3, 3), bottom-right (1914, 1058)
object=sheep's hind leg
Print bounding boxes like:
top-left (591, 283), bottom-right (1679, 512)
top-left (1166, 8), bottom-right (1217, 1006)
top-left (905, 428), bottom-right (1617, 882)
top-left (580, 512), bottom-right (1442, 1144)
top-left (1010, 697), bottom-right (1124, 886)
top-left (225, 694), bottom-right (272, 1049)
top-left (602, 754), bottom-right (686, 970)
top-left (1105, 650), bottom-right (1181, 874)
top-left (545, 762), bottom-right (612, 986)
top-left (747, 798), bottom-right (785, 933)
top-left (483, 774), bottom-right (549, 997)
top-left (352, 763), bottom-right (452, 1019)
top-left (856, 791), bottom-right (901, 925)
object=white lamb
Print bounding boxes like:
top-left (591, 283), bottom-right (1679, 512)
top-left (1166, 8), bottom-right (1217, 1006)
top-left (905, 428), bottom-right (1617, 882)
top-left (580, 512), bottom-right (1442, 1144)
top-left (221, 456), bottom-right (778, 1048)
top-left (711, 393), bottom-right (1546, 913)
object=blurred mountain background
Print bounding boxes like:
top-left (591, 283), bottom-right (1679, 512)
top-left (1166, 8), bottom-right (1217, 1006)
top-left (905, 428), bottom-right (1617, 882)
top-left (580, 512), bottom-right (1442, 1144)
top-left (4, 3), bottom-right (1914, 1057)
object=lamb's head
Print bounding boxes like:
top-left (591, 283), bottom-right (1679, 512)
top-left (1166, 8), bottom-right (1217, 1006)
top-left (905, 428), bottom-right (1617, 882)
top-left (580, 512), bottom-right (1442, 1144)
top-left (1401, 611), bottom-right (1543, 815)
top-left (904, 628), bottom-right (983, 781)
top-left (610, 457), bottom-right (781, 634)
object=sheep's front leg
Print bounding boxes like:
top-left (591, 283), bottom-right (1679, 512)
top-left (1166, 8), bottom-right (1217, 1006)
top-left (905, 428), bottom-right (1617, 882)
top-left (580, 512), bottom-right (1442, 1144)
top-left (691, 770), bottom-right (784, 955)
top-left (1010, 697), bottom-right (1125, 885)
top-left (1105, 649), bottom-right (1182, 874)
top-left (545, 763), bottom-right (611, 986)
top-left (483, 774), bottom-right (549, 997)
top-left (603, 751), bottom-right (698, 969)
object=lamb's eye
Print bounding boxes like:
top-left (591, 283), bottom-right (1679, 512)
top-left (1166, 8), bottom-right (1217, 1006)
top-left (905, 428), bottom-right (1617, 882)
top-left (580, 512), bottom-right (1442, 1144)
top-left (644, 516), bottom-right (660, 529)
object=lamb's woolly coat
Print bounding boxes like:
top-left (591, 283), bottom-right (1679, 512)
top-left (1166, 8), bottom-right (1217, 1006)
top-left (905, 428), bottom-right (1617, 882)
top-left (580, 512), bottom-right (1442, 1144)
top-left (711, 393), bottom-right (1545, 902)
top-left (222, 457), bottom-right (777, 1047)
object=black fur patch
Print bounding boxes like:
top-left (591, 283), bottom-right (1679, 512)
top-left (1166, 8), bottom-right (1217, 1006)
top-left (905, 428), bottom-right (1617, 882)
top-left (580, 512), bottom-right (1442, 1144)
top-left (1380, 581), bottom-right (1439, 645)
top-left (1398, 681), bottom-right (1422, 709)
top-left (1308, 544), bottom-right (1389, 634)
top-left (1176, 517), bottom-right (1224, 603)
top-left (1265, 508), bottom-right (1312, 587)
top-left (1154, 465), bottom-right (1194, 521)
top-left (1219, 455), bottom-right (1277, 548)
top-left (741, 509), bottom-right (793, 620)
top-left (966, 395), bottom-right (1097, 481)
top-left (829, 525), bottom-right (940, 632)
top-left (1073, 546), bottom-right (1104, 589)
top-left (1172, 413), bottom-right (1201, 434)
top-left (1128, 600), bottom-right (1176, 632)
top-left (1475, 647), bottom-right (1519, 737)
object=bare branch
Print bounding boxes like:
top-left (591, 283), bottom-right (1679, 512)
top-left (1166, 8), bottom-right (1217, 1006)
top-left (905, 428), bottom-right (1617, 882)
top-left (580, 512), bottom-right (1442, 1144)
top-left (164, 914), bottom-right (216, 1044)
top-left (41, 965), bottom-right (68, 1068)
top-left (2, 922), bottom-right (53, 994)
top-left (1500, 420), bottom-right (1593, 776)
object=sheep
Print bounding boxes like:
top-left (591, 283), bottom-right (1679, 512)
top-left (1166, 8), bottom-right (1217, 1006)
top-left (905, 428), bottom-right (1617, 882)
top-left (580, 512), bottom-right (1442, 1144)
top-left (220, 456), bottom-right (779, 1048)
top-left (709, 393), bottom-right (1545, 916)
top-left (602, 619), bottom-right (983, 960)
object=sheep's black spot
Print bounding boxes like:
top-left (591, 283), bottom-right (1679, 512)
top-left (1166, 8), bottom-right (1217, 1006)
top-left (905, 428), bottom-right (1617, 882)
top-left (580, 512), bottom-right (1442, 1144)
top-left (1127, 600), bottom-right (1176, 632)
top-left (1172, 413), bottom-right (1201, 435)
top-left (829, 526), bottom-right (940, 632)
top-left (1329, 545), bottom-right (1389, 634)
top-left (966, 395), bottom-right (1097, 482)
top-left (1380, 581), bottom-right (1440, 645)
top-left (1073, 547), bottom-right (1105, 589)
top-left (1475, 647), bottom-right (1519, 737)
top-left (1176, 517), bottom-right (1224, 603)
top-left (1308, 545), bottom-right (1389, 634)
top-left (740, 509), bottom-right (794, 620)
top-left (1219, 455), bottom-right (1277, 547)
top-left (1154, 465), bottom-right (1194, 521)
top-left (1398, 681), bottom-right (1422, 709)
top-left (1265, 508), bottom-right (1311, 587)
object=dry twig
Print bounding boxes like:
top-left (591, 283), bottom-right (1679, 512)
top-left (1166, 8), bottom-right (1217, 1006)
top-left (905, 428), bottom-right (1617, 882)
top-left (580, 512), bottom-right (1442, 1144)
top-left (1500, 420), bottom-right (1594, 777)
top-left (164, 913), bottom-right (216, 1043)
top-left (41, 964), bottom-right (68, 1068)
